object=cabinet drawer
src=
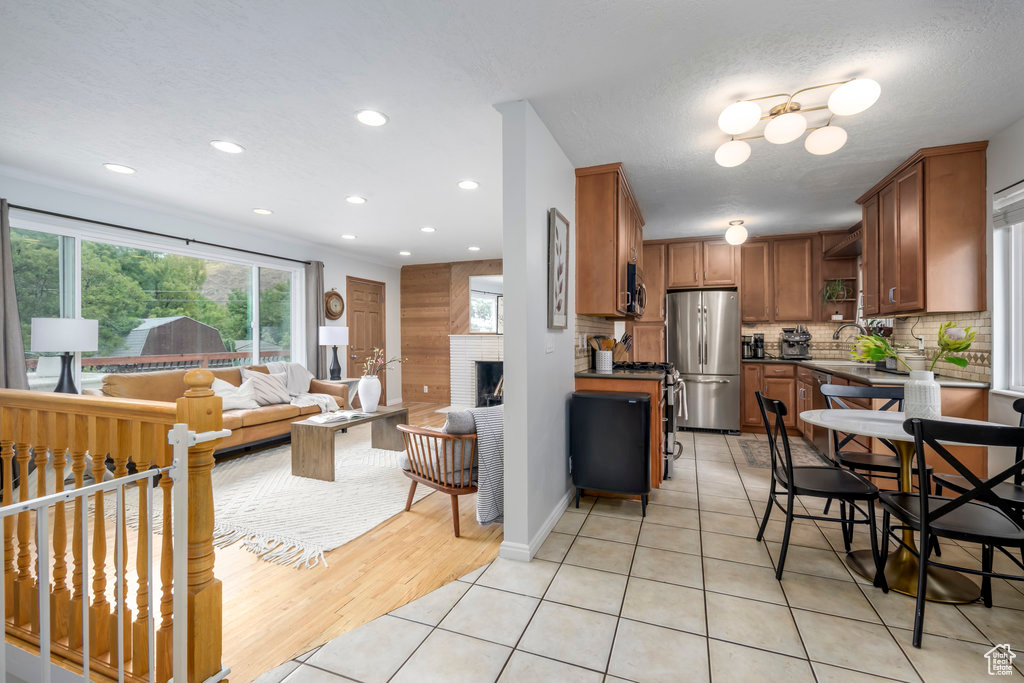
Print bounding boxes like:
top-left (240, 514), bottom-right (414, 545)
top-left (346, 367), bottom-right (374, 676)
top-left (763, 364), bottom-right (795, 378)
top-left (796, 366), bottom-right (814, 383)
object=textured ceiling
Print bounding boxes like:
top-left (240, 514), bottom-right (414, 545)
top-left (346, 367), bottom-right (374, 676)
top-left (1, 1), bottom-right (1022, 263)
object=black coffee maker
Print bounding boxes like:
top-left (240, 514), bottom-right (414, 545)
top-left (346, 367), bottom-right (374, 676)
top-left (752, 333), bottom-right (765, 359)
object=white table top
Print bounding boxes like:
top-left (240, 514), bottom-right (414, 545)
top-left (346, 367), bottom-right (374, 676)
top-left (799, 409), bottom-right (999, 442)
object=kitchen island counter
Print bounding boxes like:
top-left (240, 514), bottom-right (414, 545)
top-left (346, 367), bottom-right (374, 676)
top-left (740, 358), bottom-right (989, 389)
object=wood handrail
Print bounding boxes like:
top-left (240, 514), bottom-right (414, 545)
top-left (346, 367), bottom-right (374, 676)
top-left (0, 389), bottom-right (177, 423)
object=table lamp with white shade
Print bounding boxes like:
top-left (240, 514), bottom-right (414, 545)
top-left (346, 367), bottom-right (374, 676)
top-left (318, 325), bottom-right (349, 381)
top-left (30, 318), bottom-right (99, 394)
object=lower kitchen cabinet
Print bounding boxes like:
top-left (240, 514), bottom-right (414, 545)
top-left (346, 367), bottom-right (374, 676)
top-left (796, 378), bottom-right (814, 442)
top-left (741, 363), bottom-right (798, 431)
top-left (741, 364), bottom-right (764, 428)
top-left (762, 377), bottom-right (797, 428)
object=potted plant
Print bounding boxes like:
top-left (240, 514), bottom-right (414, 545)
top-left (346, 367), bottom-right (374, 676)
top-left (822, 279), bottom-right (852, 321)
top-left (358, 348), bottom-right (405, 413)
top-left (850, 322), bottom-right (975, 418)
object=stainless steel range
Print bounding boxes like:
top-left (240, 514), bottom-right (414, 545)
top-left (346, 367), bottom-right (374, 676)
top-left (613, 361), bottom-right (682, 479)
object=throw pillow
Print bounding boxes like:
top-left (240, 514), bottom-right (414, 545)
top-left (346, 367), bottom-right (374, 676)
top-left (443, 410), bottom-right (476, 435)
top-left (240, 368), bottom-right (292, 406)
top-left (211, 378), bottom-right (260, 411)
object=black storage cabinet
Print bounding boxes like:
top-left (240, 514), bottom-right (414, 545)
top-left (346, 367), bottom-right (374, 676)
top-left (569, 391), bottom-right (651, 515)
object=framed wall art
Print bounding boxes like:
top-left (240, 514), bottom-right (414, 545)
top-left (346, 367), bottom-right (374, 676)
top-left (547, 208), bottom-right (569, 329)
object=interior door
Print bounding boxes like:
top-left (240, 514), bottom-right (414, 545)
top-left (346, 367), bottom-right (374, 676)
top-left (346, 277), bottom-right (387, 402)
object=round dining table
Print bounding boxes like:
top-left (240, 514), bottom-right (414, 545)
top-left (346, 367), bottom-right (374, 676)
top-left (799, 408), bottom-right (992, 604)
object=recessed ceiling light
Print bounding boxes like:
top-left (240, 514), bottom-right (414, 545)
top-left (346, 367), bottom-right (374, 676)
top-left (356, 110), bottom-right (389, 127)
top-left (103, 163), bottom-right (136, 175)
top-left (345, 195), bottom-right (367, 205)
top-left (420, 226), bottom-right (436, 233)
top-left (341, 234), bottom-right (357, 240)
top-left (458, 180), bottom-right (480, 190)
top-left (467, 246), bottom-right (481, 252)
top-left (399, 251), bottom-right (411, 256)
top-left (210, 140), bottom-right (245, 154)
top-left (252, 208), bottom-right (273, 215)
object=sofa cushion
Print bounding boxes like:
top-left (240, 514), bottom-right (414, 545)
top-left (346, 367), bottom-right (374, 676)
top-left (298, 404), bottom-right (322, 415)
top-left (220, 411), bottom-right (245, 430)
top-left (229, 404), bottom-right (302, 427)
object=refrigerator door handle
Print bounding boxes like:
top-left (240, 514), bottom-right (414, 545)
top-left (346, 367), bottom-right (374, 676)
top-left (702, 305), bottom-right (709, 371)
top-left (696, 304), bottom-right (703, 366)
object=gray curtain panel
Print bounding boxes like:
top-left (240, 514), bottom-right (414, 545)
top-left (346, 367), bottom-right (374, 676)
top-left (0, 199), bottom-right (28, 389)
top-left (304, 260), bottom-right (327, 378)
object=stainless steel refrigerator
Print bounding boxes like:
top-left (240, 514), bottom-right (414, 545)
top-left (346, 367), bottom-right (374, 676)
top-left (667, 290), bottom-right (740, 431)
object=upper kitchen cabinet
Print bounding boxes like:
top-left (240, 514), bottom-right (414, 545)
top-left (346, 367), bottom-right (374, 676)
top-left (637, 243), bottom-right (666, 322)
top-left (576, 163), bottom-right (645, 317)
top-left (739, 241), bottom-right (772, 322)
top-left (857, 142), bottom-right (987, 314)
top-left (665, 239), bottom-right (737, 288)
top-left (773, 236), bottom-right (816, 321)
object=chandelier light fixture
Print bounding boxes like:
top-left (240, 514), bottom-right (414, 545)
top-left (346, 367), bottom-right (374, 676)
top-left (724, 220), bottom-right (748, 245)
top-left (714, 78), bottom-right (880, 167)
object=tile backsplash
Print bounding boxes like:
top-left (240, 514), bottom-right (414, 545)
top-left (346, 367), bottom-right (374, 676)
top-left (740, 321), bottom-right (859, 360)
top-left (890, 311), bottom-right (991, 383)
top-left (575, 314), bottom-right (616, 372)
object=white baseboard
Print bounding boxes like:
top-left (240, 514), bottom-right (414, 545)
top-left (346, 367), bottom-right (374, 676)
top-left (499, 486), bottom-right (573, 562)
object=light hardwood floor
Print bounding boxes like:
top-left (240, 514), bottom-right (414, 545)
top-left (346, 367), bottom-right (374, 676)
top-left (219, 402), bottom-right (502, 683)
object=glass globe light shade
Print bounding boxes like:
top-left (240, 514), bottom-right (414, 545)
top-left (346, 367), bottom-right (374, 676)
top-left (827, 78), bottom-right (881, 116)
top-left (718, 101), bottom-right (762, 135)
top-left (804, 126), bottom-right (848, 155)
top-left (714, 139), bottom-right (751, 168)
top-left (763, 112), bottom-right (808, 144)
top-left (725, 224), bottom-right (748, 245)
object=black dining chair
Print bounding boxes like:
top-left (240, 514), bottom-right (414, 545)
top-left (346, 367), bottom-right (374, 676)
top-left (880, 418), bottom-right (1024, 648)
top-left (933, 398), bottom-right (1024, 525)
top-left (754, 392), bottom-right (885, 582)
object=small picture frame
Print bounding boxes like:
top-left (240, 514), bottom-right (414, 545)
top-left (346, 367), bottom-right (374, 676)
top-left (547, 208), bottom-right (569, 329)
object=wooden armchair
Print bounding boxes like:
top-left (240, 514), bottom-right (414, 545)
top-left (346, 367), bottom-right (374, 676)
top-left (398, 424), bottom-right (478, 537)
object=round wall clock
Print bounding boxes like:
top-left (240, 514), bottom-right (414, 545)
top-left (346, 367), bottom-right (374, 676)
top-left (324, 288), bottom-right (345, 320)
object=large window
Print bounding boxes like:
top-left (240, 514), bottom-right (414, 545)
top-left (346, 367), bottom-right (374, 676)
top-left (995, 185), bottom-right (1024, 393)
top-left (1008, 220), bottom-right (1024, 392)
top-left (11, 214), bottom-right (303, 391)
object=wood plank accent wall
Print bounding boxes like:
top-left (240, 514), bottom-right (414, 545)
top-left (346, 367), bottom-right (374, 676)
top-left (401, 259), bottom-right (502, 403)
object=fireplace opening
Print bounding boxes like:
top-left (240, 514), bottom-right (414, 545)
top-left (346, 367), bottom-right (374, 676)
top-left (475, 360), bottom-right (504, 407)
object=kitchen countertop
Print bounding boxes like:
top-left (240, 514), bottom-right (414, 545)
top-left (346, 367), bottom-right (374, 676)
top-left (741, 358), bottom-right (989, 389)
top-left (575, 368), bottom-right (666, 381)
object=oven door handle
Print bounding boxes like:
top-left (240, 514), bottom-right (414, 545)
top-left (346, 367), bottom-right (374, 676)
top-left (682, 378), bottom-right (732, 384)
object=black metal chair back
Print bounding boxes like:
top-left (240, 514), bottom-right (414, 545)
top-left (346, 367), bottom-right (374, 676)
top-left (755, 391), bottom-right (794, 486)
top-left (904, 418), bottom-right (1024, 532)
top-left (1011, 398), bottom-right (1024, 487)
top-left (820, 383), bottom-right (903, 459)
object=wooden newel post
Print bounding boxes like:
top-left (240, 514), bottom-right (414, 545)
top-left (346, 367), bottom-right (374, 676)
top-left (176, 369), bottom-right (225, 682)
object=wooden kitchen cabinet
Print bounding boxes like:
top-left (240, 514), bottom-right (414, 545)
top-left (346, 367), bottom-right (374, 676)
top-left (772, 237), bottom-right (814, 321)
top-left (762, 376), bottom-right (797, 428)
top-left (740, 241), bottom-right (772, 322)
top-left (861, 195), bottom-right (880, 316)
top-left (637, 243), bottom-right (666, 322)
top-left (630, 322), bottom-right (666, 362)
top-left (741, 364), bottom-right (764, 428)
top-left (665, 239), bottom-right (737, 288)
top-left (741, 363), bottom-right (798, 431)
top-left (576, 163), bottom-right (645, 317)
top-left (858, 142), bottom-right (987, 314)
top-left (796, 378), bottom-right (814, 442)
top-left (702, 240), bottom-right (737, 286)
top-left (667, 242), bottom-right (701, 288)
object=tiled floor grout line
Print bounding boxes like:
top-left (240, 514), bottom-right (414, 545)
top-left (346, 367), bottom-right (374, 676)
top-left (691, 431), bottom-right (716, 682)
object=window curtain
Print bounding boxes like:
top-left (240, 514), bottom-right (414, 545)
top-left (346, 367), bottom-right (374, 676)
top-left (304, 260), bottom-right (327, 378)
top-left (0, 199), bottom-right (28, 389)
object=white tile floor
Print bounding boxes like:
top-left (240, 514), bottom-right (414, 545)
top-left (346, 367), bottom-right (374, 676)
top-left (255, 431), bottom-right (1024, 683)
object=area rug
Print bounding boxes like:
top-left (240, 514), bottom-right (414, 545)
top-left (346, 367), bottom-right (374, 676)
top-left (122, 424), bottom-right (431, 570)
top-left (739, 439), bottom-right (831, 469)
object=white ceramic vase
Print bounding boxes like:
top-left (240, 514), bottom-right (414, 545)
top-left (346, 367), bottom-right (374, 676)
top-left (358, 375), bottom-right (381, 413)
top-left (904, 370), bottom-right (941, 420)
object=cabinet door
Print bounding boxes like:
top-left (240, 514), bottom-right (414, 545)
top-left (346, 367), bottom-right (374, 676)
top-left (772, 237), bottom-right (814, 321)
top-left (616, 179), bottom-right (631, 314)
top-left (796, 380), bottom-right (813, 440)
top-left (740, 241), bottom-right (772, 322)
top-left (667, 242), bottom-right (701, 288)
top-left (762, 377), bottom-right (797, 428)
top-left (703, 240), bottom-right (737, 286)
top-left (741, 364), bottom-right (764, 428)
top-left (861, 195), bottom-right (880, 316)
top-left (878, 182), bottom-right (899, 314)
top-left (638, 243), bottom-right (666, 322)
top-left (894, 162), bottom-right (925, 312)
top-left (632, 322), bottom-right (666, 362)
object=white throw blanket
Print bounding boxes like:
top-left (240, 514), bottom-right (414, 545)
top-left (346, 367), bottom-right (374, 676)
top-left (469, 404), bottom-right (504, 525)
top-left (266, 361), bottom-right (338, 413)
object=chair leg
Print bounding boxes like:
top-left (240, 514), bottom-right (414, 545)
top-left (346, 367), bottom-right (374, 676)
top-left (775, 492), bottom-right (796, 581)
top-left (982, 545), bottom-right (994, 608)
top-left (641, 494), bottom-right (648, 518)
top-left (866, 501), bottom-right (884, 587)
top-left (575, 488), bottom-right (581, 509)
top-left (913, 533), bottom-right (931, 648)
top-left (405, 480), bottom-right (417, 512)
top-left (823, 497), bottom-right (833, 516)
top-left (450, 495), bottom-right (461, 537)
top-left (756, 480), bottom-right (775, 542)
top-left (879, 510), bottom-right (891, 593)
top-left (839, 501), bottom-right (852, 552)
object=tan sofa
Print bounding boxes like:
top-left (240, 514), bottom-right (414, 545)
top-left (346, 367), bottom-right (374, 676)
top-left (96, 365), bottom-right (348, 453)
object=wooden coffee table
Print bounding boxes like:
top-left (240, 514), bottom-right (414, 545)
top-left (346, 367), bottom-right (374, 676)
top-left (290, 405), bottom-right (410, 481)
